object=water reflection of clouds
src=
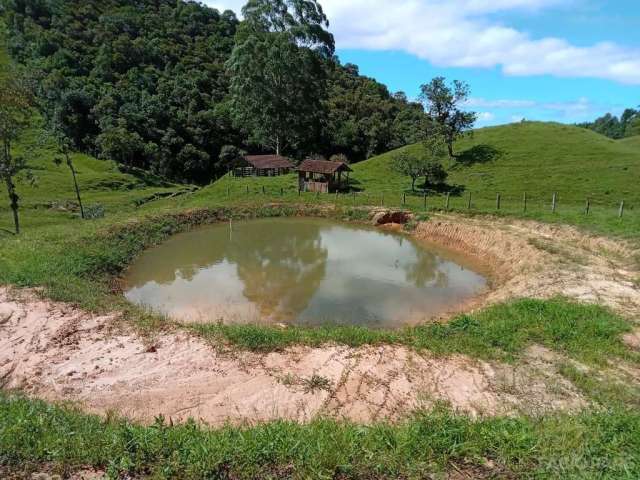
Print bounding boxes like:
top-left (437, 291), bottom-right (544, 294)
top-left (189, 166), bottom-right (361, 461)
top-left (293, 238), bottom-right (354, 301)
top-left (125, 260), bottom-right (248, 321)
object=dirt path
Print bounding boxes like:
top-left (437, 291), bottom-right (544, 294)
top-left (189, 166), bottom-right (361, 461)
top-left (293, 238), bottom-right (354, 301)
top-left (2, 214), bottom-right (639, 425)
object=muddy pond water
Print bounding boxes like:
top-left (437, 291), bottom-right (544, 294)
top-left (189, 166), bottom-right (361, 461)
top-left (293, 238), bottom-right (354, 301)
top-left (124, 218), bottom-right (488, 328)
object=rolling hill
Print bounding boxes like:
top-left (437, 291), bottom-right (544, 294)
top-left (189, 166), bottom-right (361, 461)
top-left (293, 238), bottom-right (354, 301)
top-left (351, 121), bottom-right (640, 208)
top-left (619, 135), bottom-right (640, 149)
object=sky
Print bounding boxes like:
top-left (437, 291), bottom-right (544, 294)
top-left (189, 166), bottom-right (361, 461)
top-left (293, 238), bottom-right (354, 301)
top-left (204, 0), bottom-right (639, 126)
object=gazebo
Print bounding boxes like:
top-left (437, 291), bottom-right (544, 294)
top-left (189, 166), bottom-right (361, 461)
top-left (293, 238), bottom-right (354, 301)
top-left (297, 159), bottom-right (352, 193)
top-left (233, 155), bottom-right (294, 177)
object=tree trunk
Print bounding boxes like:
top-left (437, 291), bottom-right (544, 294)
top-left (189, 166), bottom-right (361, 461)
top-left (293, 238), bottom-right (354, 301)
top-left (4, 177), bottom-right (19, 234)
top-left (447, 142), bottom-right (455, 167)
top-left (67, 153), bottom-right (85, 219)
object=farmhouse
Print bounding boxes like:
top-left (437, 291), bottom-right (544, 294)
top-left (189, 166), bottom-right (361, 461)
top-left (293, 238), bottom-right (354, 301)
top-left (297, 159), bottom-right (352, 193)
top-left (233, 154), bottom-right (294, 177)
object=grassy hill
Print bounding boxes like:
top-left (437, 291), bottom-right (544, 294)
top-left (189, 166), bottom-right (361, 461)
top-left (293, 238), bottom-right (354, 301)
top-left (352, 122), bottom-right (640, 208)
top-left (620, 135), bottom-right (640, 149)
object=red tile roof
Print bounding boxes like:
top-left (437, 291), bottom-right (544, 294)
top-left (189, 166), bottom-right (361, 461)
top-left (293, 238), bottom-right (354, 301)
top-left (297, 159), bottom-right (352, 175)
top-left (245, 155), bottom-right (294, 169)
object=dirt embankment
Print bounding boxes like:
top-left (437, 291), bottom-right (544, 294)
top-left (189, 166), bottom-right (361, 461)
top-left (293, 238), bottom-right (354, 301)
top-left (413, 214), bottom-right (640, 318)
top-left (1, 287), bottom-right (586, 425)
top-left (1, 214), bottom-right (639, 425)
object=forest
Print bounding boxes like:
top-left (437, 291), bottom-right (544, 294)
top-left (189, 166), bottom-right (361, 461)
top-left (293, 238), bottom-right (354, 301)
top-left (3, 0), bottom-right (428, 184)
top-left (579, 107), bottom-right (640, 140)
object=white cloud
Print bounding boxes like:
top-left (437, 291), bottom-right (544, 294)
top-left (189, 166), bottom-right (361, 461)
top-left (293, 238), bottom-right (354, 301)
top-left (468, 96), bottom-right (619, 123)
top-left (465, 98), bottom-right (537, 108)
top-left (477, 111), bottom-right (496, 123)
top-left (205, 0), bottom-right (640, 85)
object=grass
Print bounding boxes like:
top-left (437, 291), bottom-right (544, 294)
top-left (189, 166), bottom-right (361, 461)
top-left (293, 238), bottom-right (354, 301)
top-left (194, 298), bottom-right (636, 366)
top-left (619, 135), bottom-right (640, 148)
top-left (2, 34), bottom-right (640, 478)
top-left (3, 394), bottom-right (640, 479)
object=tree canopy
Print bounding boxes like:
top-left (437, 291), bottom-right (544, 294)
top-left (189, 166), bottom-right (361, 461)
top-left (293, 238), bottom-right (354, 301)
top-left (419, 77), bottom-right (476, 158)
top-left (4, 0), bottom-right (428, 183)
top-left (227, 0), bottom-right (333, 156)
top-left (578, 108), bottom-right (640, 140)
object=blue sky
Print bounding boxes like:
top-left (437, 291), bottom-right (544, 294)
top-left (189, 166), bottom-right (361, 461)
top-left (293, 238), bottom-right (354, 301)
top-left (208, 0), bottom-right (639, 126)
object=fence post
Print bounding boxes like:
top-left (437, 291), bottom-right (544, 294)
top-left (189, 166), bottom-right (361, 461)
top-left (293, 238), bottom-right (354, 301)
top-left (552, 192), bottom-right (557, 213)
top-left (423, 193), bottom-right (427, 210)
top-left (445, 193), bottom-right (450, 211)
top-left (523, 192), bottom-right (527, 213)
top-left (585, 198), bottom-right (590, 215)
top-left (280, 187), bottom-right (284, 197)
top-left (496, 193), bottom-right (501, 211)
top-left (403, 193), bottom-right (406, 206)
top-left (467, 191), bottom-right (472, 209)
top-left (619, 201), bottom-right (625, 218)
top-left (381, 193), bottom-right (384, 206)
top-left (262, 185), bottom-right (266, 195)
top-left (246, 185), bottom-right (249, 196)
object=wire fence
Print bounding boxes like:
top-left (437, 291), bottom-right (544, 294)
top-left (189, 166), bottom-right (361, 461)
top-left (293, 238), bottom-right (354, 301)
top-left (219, 183), bottom-right (637, 221)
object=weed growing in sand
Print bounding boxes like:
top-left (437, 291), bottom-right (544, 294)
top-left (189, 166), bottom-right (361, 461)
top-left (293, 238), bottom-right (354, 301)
top-left (277, 373), bottom-right (333, 393)
top-left (301, 374), bottom-right (332, 393)
top-left (558, 363), bottom-right (640, 408)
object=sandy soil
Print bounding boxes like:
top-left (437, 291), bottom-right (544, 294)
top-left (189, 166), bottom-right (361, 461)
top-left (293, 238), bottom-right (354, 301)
top-left (1, 287), bottom-right (585, 425)
top-left (413, 214), bottom-right (640, 318)
top-left (2, 214), bottom-right (639, 425)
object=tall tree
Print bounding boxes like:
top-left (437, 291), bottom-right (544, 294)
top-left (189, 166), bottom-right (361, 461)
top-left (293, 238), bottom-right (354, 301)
top-left (0, 75), bottom-right (33, 234)
top-left (419, 77), bottom-right (476, 159)
top-left (227, 0), bottom-right (335, 156)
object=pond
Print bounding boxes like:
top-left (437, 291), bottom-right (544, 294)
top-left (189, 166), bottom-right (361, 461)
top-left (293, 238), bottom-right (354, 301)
top-left (124, 218), bottom-right (488, 328)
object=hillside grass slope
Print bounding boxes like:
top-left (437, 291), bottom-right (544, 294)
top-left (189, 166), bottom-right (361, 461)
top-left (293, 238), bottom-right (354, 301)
top-left (620, 135), bottom-right (640, 148)
top-left (352, 122), bottom-right (640, 208)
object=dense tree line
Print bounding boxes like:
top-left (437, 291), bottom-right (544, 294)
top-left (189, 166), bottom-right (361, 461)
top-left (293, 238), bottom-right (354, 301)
top-left (578, 108), bottom-right (640, 140)
top-left (4, 0), bottom-right (427, 184)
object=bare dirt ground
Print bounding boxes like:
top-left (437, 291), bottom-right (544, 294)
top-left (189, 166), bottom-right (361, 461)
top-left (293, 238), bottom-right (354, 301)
top-left (2, 214), bottom-right (639, 426)
top-left (1, 287), bottom-right (585, 425)
top-left (414, 214), bottom-right (640, 318)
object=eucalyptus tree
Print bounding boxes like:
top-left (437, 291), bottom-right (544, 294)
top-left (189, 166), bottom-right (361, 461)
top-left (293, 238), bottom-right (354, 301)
top-left (227, 0), bottom-right (335, 156)
top-left (0, 75), bottom-right (32, 234)
top-left (419, 77), bottom-right (477, 159)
